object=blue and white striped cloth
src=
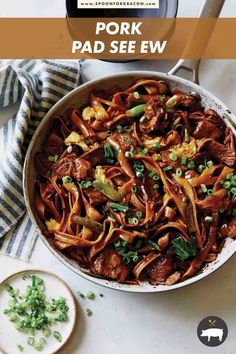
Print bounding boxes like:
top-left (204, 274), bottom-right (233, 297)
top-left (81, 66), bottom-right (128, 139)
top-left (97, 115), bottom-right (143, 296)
top-left (0, 60), bottom-right (81, 260)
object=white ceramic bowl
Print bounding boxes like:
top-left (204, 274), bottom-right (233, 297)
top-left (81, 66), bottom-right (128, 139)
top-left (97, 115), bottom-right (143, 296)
top-left (23, 71), bottom-right (236, 293)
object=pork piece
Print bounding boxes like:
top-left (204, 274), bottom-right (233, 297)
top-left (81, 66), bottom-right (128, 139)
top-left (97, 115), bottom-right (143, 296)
top-left (145, 255), bottom-right (173, 284)
top-left (73, 158), bottom-right (91, 180)
top-left (52, 154), bottom-right (91, 180)
top-left (94, 246), bottom-right (129, 281)
top-left (52, 154), bottom-right (74, 179)
top-left (43, 132), bottom-right (65, 156)
top-left (205, 128), bottom-right (236, 167)
top-left (220, 217), bottom-right (236, 238)
top-left (114, 132), bottom-right (137, 152)
top-left (85, 189), bottom-right (108, 206)
top-left (193, 109), bottom-right (225, 140)
top-left (34, 152), bottom-right (53, 176)
top-left (80, 143), bottom-right (106, 166)
top-left (140, 99), bottom-right (165, 133)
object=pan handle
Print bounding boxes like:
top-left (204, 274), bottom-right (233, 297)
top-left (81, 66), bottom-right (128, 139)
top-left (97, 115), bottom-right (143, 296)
top-left (168, 0), bottom-right (225, 84)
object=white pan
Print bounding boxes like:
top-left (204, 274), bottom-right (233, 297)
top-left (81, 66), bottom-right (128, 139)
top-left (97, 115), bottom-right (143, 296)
top-left (23, 0), bottom-right (236, 292)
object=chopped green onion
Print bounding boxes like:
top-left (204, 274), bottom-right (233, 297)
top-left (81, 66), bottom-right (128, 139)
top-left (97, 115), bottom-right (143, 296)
top-left (219, 208), bottom-right (225, 214)
top-left (206, 189), bottom-right (213, 197)
top-left (148, 170), bottom-right (156, 178)
top-left (131, 187), bottom-right (137, 194)
top-left (181, 156), bottom-right (188, 166)
top-left (86, 291), bottom-right (95, 300)
top-left (182, 197), bottom-right (188, 203)
top-left (163, 166), bottom-right (172, 172)
top-left (140, 115), bottom-right (146, 123)
top-left (140, 148), bottom-right (148, 155)
top-left (128, 217), bottom-right (139, 225)
top-left (160, 95), bottom-right (166, 100)
top-left (176, 168), bottom-right (182, 177)
top-left (136, 171), bottom-right (143, 179)
top-left (62, 176), bottom-right (73, 184)
top-left (124, 125), bottom-right (132, 132)
top-left (187, 160), bottom-right (195, 169)
top-left (85, 139), bottom-right (91, 146)
top-left (17, 344), bottom-right (24, 352)
top-left (108, 202), bottom-right (129, 213)
top-left (205, 216), bottom-right (213, 222)
top-left (152, 174), bottom-right (159, 180)
top-left (106, 130), bottom-right (113, 136)
top-left (197, 165), bottom-right (205, 174)
top-left (27, 337), bottom-right (35, 346)
top-left (145, 239), bottom-right (161, 251)
top-left (231, 187), bottom-right (236, 195)
top-left (153, 143), bottom-right (161, 151)
top-left (207, 160), bottom-right (213, 167)
top-left (116, 125), bottom-right (123, 133)
top-left (48, 155), bottom-right (59, 163)
top-left (166, 108), bottom-right (174, 113)
top-left (136, 211), bottom-right (142, 219)
top-left (169, 152), bottom-right (177, 161)
top-left (134, 91), bottom-right (140, 99)
top-left (80, 180), bottom-right (92, 189)
top-left (53, 331), bottom-right (62, 342)
top-left (223, 181), bottom-right (231, 189)
top-left (127, 104), bottom-right (146, 117)
top-left (125, 151), bottom-right (132, 158)
top-left (86, 308), bottom-right (93, 317)
top-left (78, 292), bottom-right (85, 299)
top-left (153, 183), bottom-right (159, 190)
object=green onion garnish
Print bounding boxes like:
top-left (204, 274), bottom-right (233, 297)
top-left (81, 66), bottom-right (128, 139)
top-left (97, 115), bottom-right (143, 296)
top-left (153, 143), bottom-right (161, 151)
top-left (163, 166), bottom-right (173, 172)
top-left (187, 160), bottom-right (195, 169)
top-left (181, 156), bottom-right (188, 166)
top-left (53, 331), bottom-right (62, 342)
top-left (136, 211), bottom-right (142, 219)
top-left (128, 217), bottom-right (139, 225)
top-left (197, 165), bottom-right (205, 174)
top-left (136, 171), bottom-right (143, 179)
top-left (124, 125), bottom-right (132, 132)
top-left (134, 91), bottom-right (140, 99)
top-left (86, 308), bottom-right (93, 317)
top-left (127, 104), bottom-right (146, 117)
top-left (108, 202), bottom-right (129, 213)
top-left (232, 208), bottom-right (236, 216)
top-left (62, 176), bottom-right (73, 184)
top-left (207, 160), bottom-right (213, 167)
top-left (153, 184), bottom-right (159, 190)
top-left (223, 181), bottom-right (231, 189)
top-left (176, 168), bottom-right (183, 177)
top-left (48, 154), bottom-right (59, 163)
top-left (86, 291), bottom-right (95, 300)
top-left (80, 180), bottom-right (92, 189)
top-left (148, 170), bottom-right (156, 178)
top-left (116, 125), bottom-right (123, 133)
top-left (169, 152), bottom-right (177, 161)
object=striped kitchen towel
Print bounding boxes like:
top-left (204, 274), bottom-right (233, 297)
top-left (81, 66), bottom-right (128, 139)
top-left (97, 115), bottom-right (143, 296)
top-left (0, 60), bottom-right (81, 260)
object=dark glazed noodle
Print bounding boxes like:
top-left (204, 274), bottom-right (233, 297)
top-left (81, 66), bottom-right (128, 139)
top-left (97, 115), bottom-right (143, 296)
top-left (34, 79), bottom-right (236, 285)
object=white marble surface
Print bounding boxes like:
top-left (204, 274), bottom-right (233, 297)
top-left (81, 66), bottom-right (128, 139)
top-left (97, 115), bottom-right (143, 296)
top-left (0, 1), bottom-right (236, 354)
